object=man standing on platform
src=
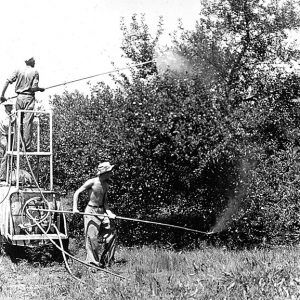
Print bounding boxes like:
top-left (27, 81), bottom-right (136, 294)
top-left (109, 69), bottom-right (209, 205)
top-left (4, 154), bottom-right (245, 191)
top-left (1, 57), bottom-right (45, 151)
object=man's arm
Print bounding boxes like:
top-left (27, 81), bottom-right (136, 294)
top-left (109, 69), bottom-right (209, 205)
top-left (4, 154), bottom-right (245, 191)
top-left (30, 71), bottom-right (45, 93)
top-left (30, 86), bottom-right (45, 93)
top-left (1, 71), bottom-right (18, 102)
top-left (105, 209), bottom-right (116, 219)
top-left (1, 81), bottom-right (10, 102)
top-left (72, 179), bottom-right (94, 213)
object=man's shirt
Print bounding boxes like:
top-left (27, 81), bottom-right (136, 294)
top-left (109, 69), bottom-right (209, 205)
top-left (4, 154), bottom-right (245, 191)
top-left (7, 66), bottom-right (39, 94)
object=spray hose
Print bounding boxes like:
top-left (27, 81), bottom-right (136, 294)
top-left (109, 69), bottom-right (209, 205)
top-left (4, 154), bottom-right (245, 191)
top-left (24, 206), bottom-right (213, 282)
top-left (30, 208), bottom-right (214, 235)
top-left (7, 60), bottom-right (154, 100)
top-left (18, 138), bottom-right (126, 281)
top-left (17, 124), bottom-right (212, 283)
top-left (26, 208), bottom-right (126, 281)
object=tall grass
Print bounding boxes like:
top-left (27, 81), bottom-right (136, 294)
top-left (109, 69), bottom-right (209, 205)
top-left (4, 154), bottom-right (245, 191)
top-left (0, 244), bottom-right (299, 299)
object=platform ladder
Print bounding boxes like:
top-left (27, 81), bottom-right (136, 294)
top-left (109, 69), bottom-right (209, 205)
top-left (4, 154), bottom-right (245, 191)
top-left (0, 109), bottom-right (69, 246)
top-left (5, 109), bottom-right (53, 190)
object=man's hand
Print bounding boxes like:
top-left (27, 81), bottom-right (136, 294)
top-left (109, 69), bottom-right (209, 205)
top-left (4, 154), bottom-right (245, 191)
top-left (291, 97), bottom-right (300, 103)
top-left (30, 87), bottom-right (45, 93)
top-left (0, 96), bottom-right (6, 103)
top-left (73, 208), bottom-right (80, 214)
top-left (106, 209), bottom-right (116, 219)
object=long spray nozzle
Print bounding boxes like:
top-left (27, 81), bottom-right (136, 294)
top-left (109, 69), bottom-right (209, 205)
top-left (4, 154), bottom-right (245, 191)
top-left (29, 208), bottom-right (214, 235)
top-left (7, 60), bottom-right (154, 100)
top-left (45, 60), bottom-right (154, 90)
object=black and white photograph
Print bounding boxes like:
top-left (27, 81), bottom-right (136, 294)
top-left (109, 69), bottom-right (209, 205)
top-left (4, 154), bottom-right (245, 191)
top-left (0, 0), bottom-right (299, 299)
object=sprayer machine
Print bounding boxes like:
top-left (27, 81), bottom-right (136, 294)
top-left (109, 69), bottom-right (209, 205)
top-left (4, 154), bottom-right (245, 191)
top-left (0, 109), bottom-right (68, 247)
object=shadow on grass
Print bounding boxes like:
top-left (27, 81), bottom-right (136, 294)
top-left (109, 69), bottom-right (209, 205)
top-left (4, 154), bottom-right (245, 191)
top-left (4, 240), bottom-right (70, 266)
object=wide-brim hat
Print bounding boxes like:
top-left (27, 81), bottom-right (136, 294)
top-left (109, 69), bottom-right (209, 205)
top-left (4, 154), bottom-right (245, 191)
top-left (96, 162), bottom-right (114, 175)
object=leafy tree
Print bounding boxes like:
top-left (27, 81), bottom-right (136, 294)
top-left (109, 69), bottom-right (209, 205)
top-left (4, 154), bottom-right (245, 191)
top-left (169, 0), bottom-right (300, 245)
top-left (118, 13), bottom-right (163, 80)
top-left (51, 1), bottom-right (300, 246)
top-left (173, 0), bottom-right (300, 102)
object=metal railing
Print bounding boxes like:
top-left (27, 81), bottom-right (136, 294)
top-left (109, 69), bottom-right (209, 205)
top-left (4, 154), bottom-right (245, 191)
top-left (6, 110), bottom-right (53, 191)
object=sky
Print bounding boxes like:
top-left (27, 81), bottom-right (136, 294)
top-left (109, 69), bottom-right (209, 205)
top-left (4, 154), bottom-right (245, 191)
top-left (0, 0), bottom-right (201, 106)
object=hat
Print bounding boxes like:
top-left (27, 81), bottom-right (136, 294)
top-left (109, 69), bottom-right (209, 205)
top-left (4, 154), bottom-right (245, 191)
top-left (25, 57), bottom-right (35, 64)
top-left (96, 162), bottom-right (114, 175)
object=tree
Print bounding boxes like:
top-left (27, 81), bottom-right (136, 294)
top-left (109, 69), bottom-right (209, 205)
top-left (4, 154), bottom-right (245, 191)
top-left (169, 0), bottom-right (300, 245)
top-left (51, 2), bottom-right (300, 247)
top-left (118, 13), bottom-right (164, 81)
top-left (173, 0), bottom-right (300, 104)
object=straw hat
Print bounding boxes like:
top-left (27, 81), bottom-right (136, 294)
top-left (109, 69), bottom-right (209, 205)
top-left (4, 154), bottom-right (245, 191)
top-left (96, 162), bottom-right (114, 175)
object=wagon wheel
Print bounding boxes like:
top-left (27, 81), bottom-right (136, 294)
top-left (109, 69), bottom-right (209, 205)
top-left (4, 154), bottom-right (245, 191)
top-left (21, 197), bottom-right (52, 234)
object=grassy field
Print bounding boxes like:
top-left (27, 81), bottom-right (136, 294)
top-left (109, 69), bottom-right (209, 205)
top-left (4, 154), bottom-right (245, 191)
top-left (0, 239), bottom-right (299, 300)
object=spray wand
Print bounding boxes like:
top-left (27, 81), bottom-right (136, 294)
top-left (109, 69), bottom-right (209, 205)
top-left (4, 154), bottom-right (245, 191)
top-left (7, 60), bottom-right (154, 100)
top-left (29, 208), bottom-right (214, 235)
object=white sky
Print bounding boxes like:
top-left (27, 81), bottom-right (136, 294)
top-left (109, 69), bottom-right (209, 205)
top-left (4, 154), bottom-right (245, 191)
top-left (0, 0), bottom-right (201, 106)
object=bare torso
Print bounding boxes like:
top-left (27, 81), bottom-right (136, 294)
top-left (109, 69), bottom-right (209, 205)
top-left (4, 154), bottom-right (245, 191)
top-left (87, 177), bottom-right (109, 207)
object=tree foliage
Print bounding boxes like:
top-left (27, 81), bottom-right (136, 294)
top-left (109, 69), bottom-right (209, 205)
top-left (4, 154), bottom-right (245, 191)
top-left (51, 0), bottom-right (300, 247)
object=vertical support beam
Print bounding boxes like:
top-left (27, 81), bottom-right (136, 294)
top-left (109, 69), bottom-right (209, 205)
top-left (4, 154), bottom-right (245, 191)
top-left (49, 111), bottom-right (53, 191)
top-left (37, 116), bottom-right (40, 152)
top-left (5, 116), bottom-right (12, 185)
top-left (16, 110), bottom-right (21, 190)
top-left (36, 116), bottom-right (40, 184)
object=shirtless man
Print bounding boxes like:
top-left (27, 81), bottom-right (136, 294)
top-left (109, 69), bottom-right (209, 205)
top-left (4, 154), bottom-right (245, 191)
top-left (73, 161), bottom-right (117, 267)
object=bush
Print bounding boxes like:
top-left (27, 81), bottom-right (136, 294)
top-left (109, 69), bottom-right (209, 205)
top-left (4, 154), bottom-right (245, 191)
top-left (50, 1), bottom-right (300, 248)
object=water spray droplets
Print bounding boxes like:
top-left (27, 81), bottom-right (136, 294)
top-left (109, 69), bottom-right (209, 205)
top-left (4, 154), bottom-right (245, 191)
top-left (154, 49), bottom-right (193, 76)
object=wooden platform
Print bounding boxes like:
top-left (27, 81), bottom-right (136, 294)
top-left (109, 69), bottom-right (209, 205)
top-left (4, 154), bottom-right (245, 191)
top-left (7, 233), bottom-right (68, 241)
